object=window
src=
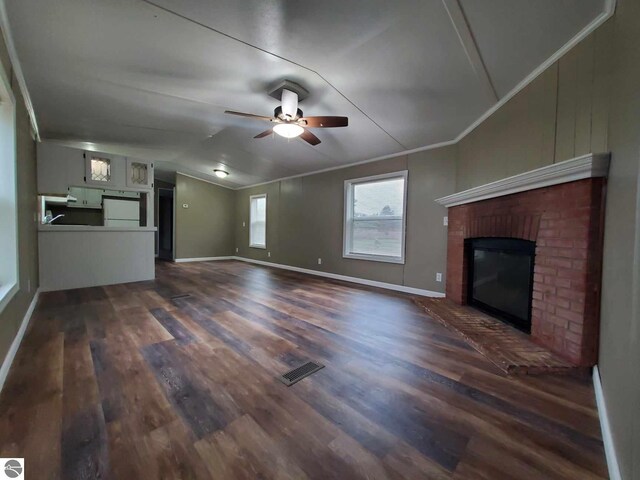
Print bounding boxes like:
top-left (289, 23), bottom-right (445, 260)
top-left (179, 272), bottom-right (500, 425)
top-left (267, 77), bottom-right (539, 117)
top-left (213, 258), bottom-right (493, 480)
top-left (250, 194), bottom-right (267, 248)
top-left (0, 61), bottom-right (18, 313)
top-left (343, 171), bottom-right (408, 264)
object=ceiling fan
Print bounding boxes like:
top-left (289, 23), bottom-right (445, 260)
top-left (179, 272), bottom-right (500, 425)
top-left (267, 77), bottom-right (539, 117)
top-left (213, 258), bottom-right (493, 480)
top-left (224, 86), bottom-right (348, 146)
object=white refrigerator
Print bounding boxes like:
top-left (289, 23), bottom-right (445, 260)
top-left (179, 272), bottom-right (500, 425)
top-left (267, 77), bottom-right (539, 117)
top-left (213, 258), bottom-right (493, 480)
top-left (103, 199), bottom-right (140, 227)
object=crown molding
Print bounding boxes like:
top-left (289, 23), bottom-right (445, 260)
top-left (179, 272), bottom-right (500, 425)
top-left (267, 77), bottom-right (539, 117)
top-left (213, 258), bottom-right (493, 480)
top-left (435, 153), bottom-right (610, 208)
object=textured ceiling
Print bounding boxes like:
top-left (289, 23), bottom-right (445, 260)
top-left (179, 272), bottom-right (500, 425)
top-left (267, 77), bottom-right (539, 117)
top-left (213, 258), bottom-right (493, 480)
top-left (6, 0), bottom-right (605, 187)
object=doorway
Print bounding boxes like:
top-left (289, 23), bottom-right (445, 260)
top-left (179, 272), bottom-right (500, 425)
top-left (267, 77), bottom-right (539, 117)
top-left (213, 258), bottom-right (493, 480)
top-left (157, 187), bottom-right (175, 260)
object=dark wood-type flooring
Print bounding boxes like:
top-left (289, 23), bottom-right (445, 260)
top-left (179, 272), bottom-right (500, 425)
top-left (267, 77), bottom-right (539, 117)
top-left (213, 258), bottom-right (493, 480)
top-left (0, 260), bottom-right (607, 479)
top-left (414, 298), bottom-right (576, 375)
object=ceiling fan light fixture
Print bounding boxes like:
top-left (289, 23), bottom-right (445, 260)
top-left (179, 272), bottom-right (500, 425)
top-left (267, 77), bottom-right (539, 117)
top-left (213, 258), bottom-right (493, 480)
top-left (273, 123), bottom-right (304, 139)
top-left (213, 169), bottom-right (229, 178)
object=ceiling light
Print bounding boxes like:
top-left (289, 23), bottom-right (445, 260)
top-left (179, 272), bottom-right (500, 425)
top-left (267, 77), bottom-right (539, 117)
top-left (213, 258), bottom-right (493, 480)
top-left (213, 169), bottom-right (228, 178)
top-left (273, 123), bottom-right (304, 139)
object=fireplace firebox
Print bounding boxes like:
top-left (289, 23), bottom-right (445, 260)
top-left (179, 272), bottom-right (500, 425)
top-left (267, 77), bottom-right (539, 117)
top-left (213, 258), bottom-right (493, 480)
top-left (465, 237), bottom-right (535, 333)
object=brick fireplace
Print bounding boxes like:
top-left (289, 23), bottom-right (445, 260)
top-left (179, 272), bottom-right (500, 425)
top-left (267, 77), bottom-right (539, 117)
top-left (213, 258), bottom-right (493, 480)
top-left (437, 155), bottom-right (609, 367)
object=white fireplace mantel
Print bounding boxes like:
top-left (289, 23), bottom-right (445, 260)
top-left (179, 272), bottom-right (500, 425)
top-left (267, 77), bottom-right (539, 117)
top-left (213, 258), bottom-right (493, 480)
top-left (435, 153), bottom-right (610, 208)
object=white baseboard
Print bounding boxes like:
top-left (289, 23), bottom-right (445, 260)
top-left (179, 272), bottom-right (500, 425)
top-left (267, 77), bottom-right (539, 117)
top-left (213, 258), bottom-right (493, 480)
top-left (233, 256), bottom-right (445, 298)
top-left (0, 288), bottom-right (40, 394)
top-left (174, 256), bottom-right (235, 263)
top-left (593, 365), bottom-right (622, 480)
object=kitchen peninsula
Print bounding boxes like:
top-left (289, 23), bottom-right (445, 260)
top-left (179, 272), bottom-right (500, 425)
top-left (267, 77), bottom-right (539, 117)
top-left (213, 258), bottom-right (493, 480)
top-left (37, 142), bottom-right (157, 291)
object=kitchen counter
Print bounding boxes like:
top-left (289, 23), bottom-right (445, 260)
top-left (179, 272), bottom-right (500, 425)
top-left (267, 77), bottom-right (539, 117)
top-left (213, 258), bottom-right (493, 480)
top-left (38, 225), bottom-right (157, 232)
top-left (39, 227), bottom-right (156, 291)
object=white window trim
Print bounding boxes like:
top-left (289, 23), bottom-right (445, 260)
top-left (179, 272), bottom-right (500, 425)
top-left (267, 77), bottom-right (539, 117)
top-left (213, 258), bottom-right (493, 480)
top-left (343, 170), bottom-right (408, 264)
top-left (0, 53), bottom-right (18, 314)
top-left (249, 193), bottom-right (267, 249)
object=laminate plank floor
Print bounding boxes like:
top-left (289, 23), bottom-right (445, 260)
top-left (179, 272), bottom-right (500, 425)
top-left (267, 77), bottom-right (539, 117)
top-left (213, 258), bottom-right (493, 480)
top-left (0, 260), bottom-right (608, 479)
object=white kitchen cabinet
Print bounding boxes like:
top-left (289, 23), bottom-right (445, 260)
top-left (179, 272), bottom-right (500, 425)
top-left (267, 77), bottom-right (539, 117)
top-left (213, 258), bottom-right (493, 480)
top-left (126, 158), bottom-right (153, 189)
top-left (102, 188), bottom-right (139, 199)
top-left (84, 152), bottom-right (116, 187)
top-left (39, 142), bottom-right (154, 193)
top-left (37, 143), bottom-right (84, 194)
top-left (84, 188), bottom-right (104, 208)
top-left (67, 186), bottom-right (103, 209)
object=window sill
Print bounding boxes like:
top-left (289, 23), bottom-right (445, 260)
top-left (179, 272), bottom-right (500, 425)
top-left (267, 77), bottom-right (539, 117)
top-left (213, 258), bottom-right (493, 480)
top-left (250, 244), bottom-right (267, 250)
top-left (0, 282), bottom-right (19, 315)
top-left (343, 253), bottom-right (405, 264)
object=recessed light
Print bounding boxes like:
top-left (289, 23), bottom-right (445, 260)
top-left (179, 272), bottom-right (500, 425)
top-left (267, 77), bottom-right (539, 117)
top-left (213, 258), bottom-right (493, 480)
top-left (214, 169), bottom-right (228, 178)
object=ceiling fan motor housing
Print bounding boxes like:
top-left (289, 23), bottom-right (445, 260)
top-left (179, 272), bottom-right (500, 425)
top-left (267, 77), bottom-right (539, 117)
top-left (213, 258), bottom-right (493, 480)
top-left (274, 106), bottom-right (303, 121)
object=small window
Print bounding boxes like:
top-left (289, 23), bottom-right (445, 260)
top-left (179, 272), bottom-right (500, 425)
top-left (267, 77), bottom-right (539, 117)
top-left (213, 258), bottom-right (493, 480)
top-left (343, 171), bottom-right (408, 264)
top-left (90, 157), bottom-right (111, 182)
top-left (249, 194), bottom-right (267, 248)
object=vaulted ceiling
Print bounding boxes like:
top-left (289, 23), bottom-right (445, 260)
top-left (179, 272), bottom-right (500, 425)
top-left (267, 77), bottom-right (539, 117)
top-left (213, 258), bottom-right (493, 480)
top-left (5, 0), bottom-right (607, 187)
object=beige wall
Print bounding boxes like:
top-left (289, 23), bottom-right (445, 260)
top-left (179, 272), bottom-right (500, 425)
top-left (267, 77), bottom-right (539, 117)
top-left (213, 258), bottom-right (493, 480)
top-left (231, 13), bottom-right (640, 475)
top-left (598, 0), bottom-right (640, 477)
top-left (0, 34), bottom-right (38, 366)
top-left (456, 22), bottom-right (613, 192)
top-left (175, 174), bottom-right (235, 259)
top-left (453, 12), bottom-right (638, 478)
top-left (235, 147), bottom-right (456, 293)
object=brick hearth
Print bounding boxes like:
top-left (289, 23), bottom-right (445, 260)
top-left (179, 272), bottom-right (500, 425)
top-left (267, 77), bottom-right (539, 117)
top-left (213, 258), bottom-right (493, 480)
top-left (446, 178), bottom-right (606, 366)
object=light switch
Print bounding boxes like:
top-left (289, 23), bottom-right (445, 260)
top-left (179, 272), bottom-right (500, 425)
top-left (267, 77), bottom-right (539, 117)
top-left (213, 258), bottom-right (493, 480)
top-left (443, 216), bottom-right (448, 226)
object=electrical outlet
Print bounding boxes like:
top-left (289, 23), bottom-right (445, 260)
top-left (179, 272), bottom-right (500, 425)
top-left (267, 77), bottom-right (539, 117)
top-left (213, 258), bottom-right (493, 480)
top-left (235, 247), bottom-right (238, 253)
top-left (436, 273), bottom-right (442, 282)
top-left (443, 216), bottom-right (448, 226)
top-left (242, 221), bottom-right (246, 227)
top-left (267, 251), bottom-right (271, 258)
top-left (182, 203), bottom-right (189, 209)
top-left (317, 258), bottom-right (322, 265)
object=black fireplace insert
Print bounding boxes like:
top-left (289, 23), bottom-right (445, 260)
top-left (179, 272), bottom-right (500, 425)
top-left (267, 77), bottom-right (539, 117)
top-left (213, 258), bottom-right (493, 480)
top-left (465, 237), bottom-right (536, 333)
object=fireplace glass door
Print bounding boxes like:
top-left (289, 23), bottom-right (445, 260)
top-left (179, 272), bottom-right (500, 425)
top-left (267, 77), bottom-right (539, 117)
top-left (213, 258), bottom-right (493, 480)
top-left (465, 238), bottom-right (536, 333)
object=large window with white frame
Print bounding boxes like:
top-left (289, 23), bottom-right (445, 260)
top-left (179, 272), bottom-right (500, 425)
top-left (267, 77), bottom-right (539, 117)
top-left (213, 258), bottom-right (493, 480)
top-left (249, 194), bottom-right (267, 248)
top-left (0, 59), bottom-right (18, 313)
top-left (343, 171), bottom-right (408, 264)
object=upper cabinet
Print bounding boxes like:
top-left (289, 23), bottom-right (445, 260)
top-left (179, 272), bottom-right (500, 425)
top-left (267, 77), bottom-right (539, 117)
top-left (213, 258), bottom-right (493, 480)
top-left (37, 142), bottom-right (84, 194)
top-left (85, 154), bottom-right (115, 186)
top-left (126, 158), bottom-right (153, 188)
top-left (37, 142), bottom-right (154, 194)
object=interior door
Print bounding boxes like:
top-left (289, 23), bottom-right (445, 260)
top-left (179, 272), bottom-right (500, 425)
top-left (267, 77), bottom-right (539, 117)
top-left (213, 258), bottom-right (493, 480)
top-left (158, 188), bottom-right (174, 260)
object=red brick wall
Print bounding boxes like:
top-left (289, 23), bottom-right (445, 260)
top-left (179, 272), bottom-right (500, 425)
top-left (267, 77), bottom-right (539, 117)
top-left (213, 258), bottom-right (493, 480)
top-left (446, 178), bottom-right (606, 366)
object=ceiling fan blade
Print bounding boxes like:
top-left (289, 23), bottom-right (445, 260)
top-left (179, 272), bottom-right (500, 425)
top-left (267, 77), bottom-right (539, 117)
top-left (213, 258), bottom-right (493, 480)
top-left (300, 129), bottom-right (321, 146)
top-left (225, 110), bottom-right (273, 121)
top-left (281, 89), bottom-right (299, 119)
top-left (254, 129), bottom-right (273, 139)
top-left (299, 116), bottom-right (348, 128)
